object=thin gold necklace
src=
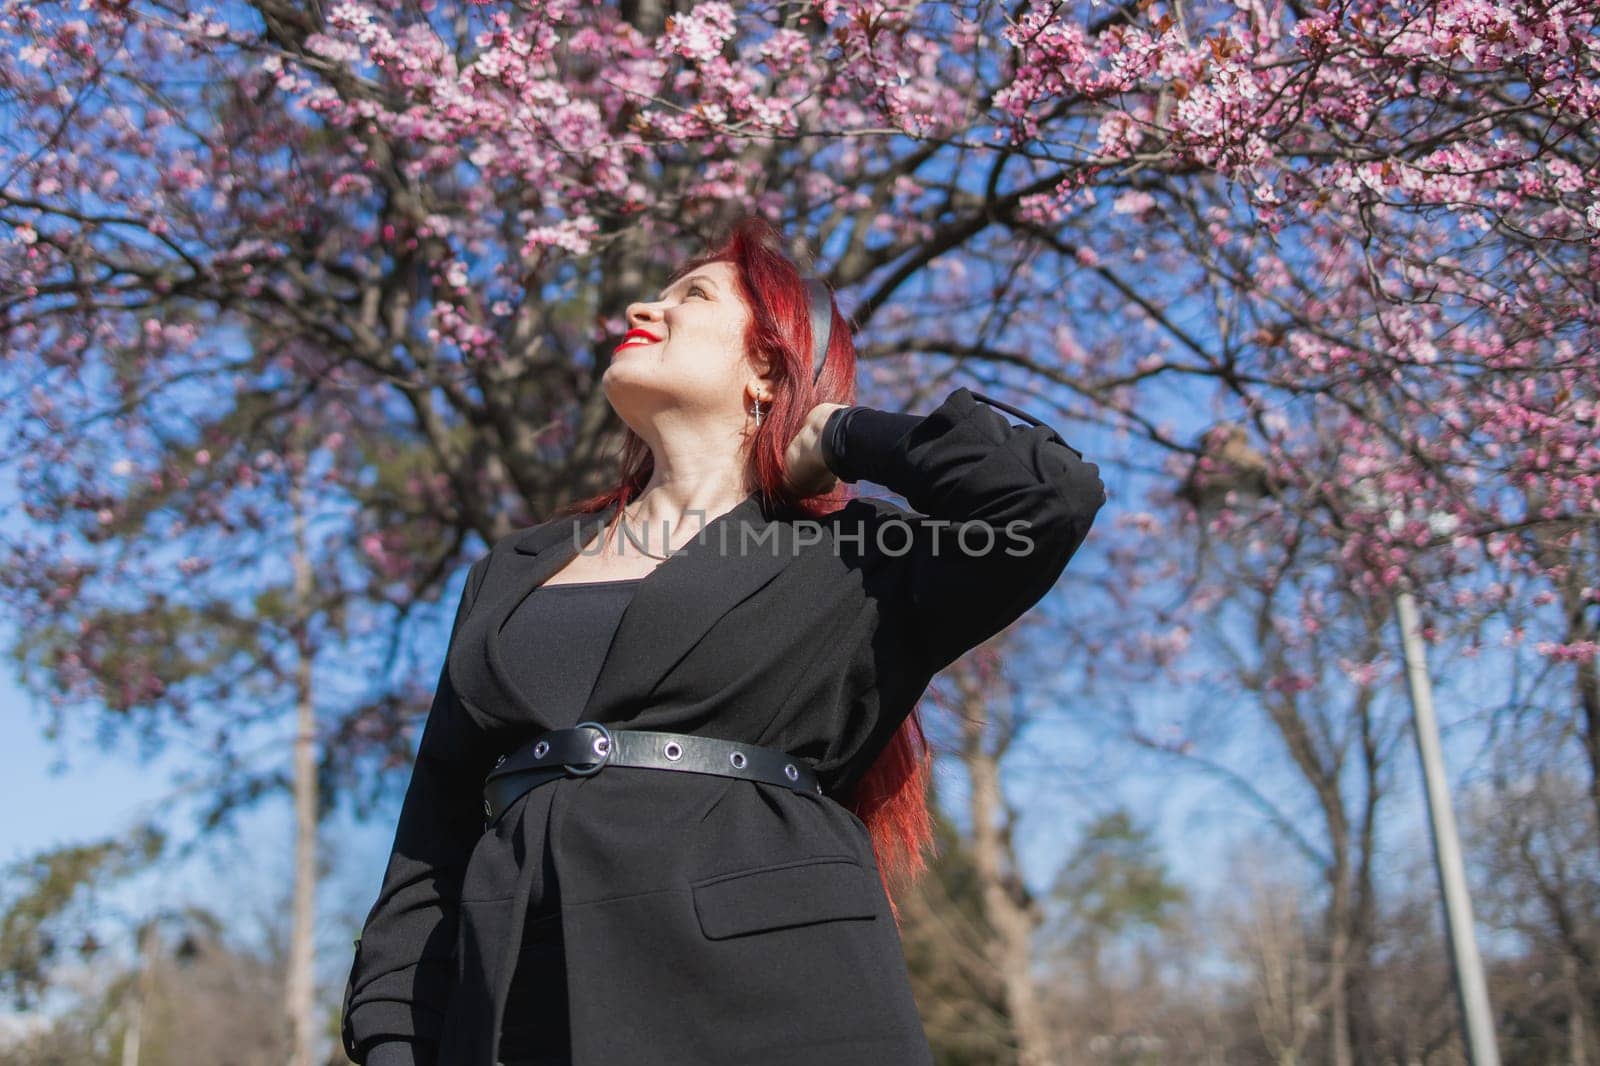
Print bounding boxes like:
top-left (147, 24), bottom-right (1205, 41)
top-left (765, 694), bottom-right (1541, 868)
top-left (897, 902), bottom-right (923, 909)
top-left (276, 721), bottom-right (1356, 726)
top-left (610, 502), bottom-right (677, 561)
top-left (613, 493), bottom-right (746, 560)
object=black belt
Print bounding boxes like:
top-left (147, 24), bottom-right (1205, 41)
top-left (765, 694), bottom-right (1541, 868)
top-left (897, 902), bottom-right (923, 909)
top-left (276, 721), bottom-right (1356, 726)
top-left (482, 722), bottom-right (824, 826)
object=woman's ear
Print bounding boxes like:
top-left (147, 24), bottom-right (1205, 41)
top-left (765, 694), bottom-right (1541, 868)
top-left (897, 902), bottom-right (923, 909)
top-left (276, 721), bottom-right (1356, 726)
top-left (746, 354), bottom-right (778, 401)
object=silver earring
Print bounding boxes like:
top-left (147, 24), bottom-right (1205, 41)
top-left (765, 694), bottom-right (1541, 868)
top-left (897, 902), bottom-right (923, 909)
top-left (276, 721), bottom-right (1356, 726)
top-left (752, 396), bottom-right (762, 428)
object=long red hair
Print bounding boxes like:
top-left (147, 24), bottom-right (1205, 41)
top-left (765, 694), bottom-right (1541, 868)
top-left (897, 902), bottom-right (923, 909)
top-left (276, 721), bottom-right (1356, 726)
top-left (549, 214), bottom-right (935, 926)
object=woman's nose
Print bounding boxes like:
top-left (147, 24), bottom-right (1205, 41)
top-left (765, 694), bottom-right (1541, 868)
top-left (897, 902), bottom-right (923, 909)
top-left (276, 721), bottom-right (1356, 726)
top-left (626, 303), bottom-right (663, 329)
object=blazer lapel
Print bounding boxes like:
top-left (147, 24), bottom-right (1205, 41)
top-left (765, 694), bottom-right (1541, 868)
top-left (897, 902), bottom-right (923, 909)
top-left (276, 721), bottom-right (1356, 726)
top-left (482, 490), bottom-right (798, 730)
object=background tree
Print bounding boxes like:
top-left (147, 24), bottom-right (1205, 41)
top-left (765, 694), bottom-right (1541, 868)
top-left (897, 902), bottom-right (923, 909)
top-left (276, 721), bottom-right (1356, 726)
top-left (1042, 808), bottom-right (1188, 1063)
top-left (898, 779), bottom-right (1017, 1066)
top-left (0, 905), bottom-right (292, 1066)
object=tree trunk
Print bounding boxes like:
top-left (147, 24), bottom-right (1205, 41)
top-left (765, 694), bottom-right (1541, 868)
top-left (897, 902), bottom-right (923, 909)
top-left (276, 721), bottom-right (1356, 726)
top-left (956, 662), bottom-right (1058, 1066)
top-left (285, 448), bottom-right (318, 1066)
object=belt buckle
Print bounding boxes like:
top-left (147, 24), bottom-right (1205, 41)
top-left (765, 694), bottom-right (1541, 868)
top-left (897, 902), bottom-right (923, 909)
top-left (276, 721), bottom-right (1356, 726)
top-left (564, 721), bottom-right (613, 777)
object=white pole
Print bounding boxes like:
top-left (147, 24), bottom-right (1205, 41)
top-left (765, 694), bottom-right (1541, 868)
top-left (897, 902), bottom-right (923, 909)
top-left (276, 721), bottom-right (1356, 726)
top-left (1393, 583), bottom-right (1501, 1065)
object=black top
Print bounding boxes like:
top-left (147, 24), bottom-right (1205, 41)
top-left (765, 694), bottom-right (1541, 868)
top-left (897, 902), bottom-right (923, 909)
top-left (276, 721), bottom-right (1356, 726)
top-left (496, 578), bottom-right (643, 728)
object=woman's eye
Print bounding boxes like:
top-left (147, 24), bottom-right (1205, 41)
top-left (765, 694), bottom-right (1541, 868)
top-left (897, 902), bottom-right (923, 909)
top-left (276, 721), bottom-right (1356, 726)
top-left (689, 286), bottom-right (705, 298)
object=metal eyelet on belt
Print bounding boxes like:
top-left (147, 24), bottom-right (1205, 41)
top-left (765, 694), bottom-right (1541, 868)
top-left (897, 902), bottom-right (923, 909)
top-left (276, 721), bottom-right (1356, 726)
top-left (532, 739), bottom-right (549, 759)
top-left (729, 750), bottom-right (747, 770)
top-left (663, 741), bottom-right (683, 761)
top-left (784, 763), bottom-right (799, 781)
top-left (565, 721), bottom-right (612, 776)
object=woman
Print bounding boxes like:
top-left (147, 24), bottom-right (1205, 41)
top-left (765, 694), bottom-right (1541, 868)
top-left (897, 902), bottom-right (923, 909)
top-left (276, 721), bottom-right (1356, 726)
top-left (340, 215), bottom-right (1106, 1066)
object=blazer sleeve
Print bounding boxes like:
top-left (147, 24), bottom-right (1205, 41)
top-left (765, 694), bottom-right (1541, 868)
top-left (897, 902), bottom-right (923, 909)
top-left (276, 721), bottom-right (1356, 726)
top-left (822, 386), bottom-right (1106, 676)
top-left (341, 554), bottom-right (492, 1066)
top-left (364, 1039), bottom-right (428, 1066)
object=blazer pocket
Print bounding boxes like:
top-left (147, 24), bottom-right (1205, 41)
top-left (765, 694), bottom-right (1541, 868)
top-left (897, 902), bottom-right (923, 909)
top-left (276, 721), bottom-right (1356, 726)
top-left (690, 856), bottom-right (878, 940)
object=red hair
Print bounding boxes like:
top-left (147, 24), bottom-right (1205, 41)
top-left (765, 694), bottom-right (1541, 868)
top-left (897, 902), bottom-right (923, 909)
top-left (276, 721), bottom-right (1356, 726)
top-left (551, 214), bottom-right (935, 926)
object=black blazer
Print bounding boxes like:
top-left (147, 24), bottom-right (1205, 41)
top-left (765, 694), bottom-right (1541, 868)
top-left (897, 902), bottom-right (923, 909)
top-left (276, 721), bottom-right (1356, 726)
top-left (340, 386), bottom-right (1106, 1066)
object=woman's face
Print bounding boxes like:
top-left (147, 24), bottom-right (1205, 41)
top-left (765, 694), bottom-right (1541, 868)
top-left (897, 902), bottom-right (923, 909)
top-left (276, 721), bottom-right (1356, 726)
top-left (603, 259), bottom-right (759, 429)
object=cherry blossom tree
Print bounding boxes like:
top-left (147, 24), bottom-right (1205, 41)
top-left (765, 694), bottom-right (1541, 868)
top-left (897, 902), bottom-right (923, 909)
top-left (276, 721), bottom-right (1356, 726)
top-left (3, 0), bottom-right (1597, 1053)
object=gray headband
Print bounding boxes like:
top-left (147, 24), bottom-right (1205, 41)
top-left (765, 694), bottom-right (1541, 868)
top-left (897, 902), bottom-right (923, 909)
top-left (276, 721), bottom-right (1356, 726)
top-left (805, 277), bottom-right (833, 384)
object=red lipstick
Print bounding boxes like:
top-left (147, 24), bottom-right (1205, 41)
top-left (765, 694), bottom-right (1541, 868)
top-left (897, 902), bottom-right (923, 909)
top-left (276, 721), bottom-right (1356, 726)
top-left (614, 328), bottom-right (662, 354)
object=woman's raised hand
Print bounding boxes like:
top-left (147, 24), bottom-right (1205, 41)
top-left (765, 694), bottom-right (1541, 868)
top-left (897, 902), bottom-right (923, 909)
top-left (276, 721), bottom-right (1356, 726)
top-left (782, 402), bottom-right (850, 498)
